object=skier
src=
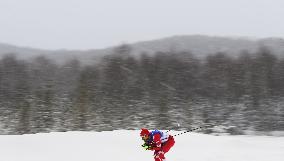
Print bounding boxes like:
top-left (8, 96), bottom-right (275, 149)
top-left (140, 128), bottom-right (175, 161)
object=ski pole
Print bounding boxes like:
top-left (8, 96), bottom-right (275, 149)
top-left (161, 126), bottom-right (203, 142)
top-left (173, 126), bottom-right (202, 137)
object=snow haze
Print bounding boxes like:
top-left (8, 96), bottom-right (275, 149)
top-left (0, 130), bottom-right (283, 161)
top-left (0, 0), bottom-right (284, 50)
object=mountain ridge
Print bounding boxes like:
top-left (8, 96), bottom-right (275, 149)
top-left (1, 35), bottom-right (284, 64)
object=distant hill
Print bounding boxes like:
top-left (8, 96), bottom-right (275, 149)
top-left (1, 35), bottom-right (284, 64)
top-left (130, 35), bottom-right (284, 57)
top-left (0, 43), bottom-right (109, 64)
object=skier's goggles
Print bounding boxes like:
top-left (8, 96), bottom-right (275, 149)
top-left (141, 135), bottom-right (149, 140)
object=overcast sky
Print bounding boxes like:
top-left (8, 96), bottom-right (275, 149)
top-left (0, 0), bottom-right (284, 50)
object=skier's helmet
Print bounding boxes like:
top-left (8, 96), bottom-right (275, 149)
top-left (140, 128), bottom-right (150, 137)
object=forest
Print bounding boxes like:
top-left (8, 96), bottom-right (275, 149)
top-left (0, 45), bottom-right (283, 134)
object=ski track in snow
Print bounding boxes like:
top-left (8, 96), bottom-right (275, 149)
top-left (0, 130), bottom-right (283, 161)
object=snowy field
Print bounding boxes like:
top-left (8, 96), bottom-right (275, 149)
top-left (0, 130), bottom-right (284, 161)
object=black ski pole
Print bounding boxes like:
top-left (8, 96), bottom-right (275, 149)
top-left (173, 126), bottom-right (202, 137)
top-left (161, 126), bottom-right (203, 142)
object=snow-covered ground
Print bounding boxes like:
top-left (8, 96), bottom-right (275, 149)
top-left (0, 130), bottom-right (283, 161)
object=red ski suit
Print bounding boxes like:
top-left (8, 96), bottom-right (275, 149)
top-left (150, 133), bottom-right (175, 161)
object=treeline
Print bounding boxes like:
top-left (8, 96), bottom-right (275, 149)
top-left (0, 45), bottom-right (283, 134)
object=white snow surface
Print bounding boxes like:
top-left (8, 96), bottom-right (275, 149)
top-left (0, 130), bottom-right (284, 161)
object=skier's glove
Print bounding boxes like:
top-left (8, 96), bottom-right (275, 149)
top-left (141, 144), bottom-right (152, 150)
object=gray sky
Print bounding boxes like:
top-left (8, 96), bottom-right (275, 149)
top-left (0, 0), bottom-right (284, 50)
